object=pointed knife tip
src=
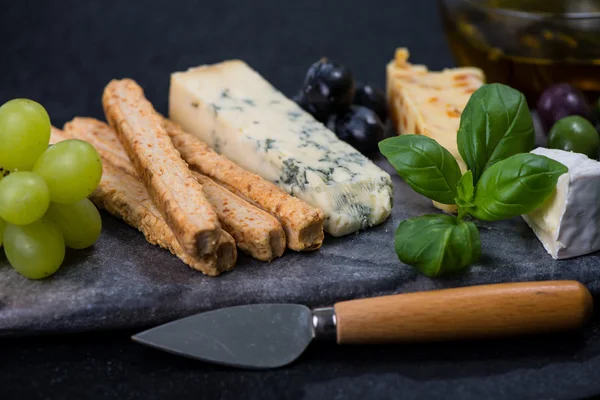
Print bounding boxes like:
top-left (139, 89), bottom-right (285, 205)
top-left (131, 329), bottom-right (160, 347)
top-left (131, 332), bottom-right (146, 344)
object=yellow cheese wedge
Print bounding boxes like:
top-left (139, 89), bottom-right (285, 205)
top-left (386, 48), bottom-right (485, 212)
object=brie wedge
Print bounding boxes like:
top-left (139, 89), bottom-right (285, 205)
top-left (522, 148), bottom-right (600, 259)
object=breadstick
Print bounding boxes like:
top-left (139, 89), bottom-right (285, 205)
top-left (65, 117), bottom-right (286, 261)
top-left (163, 118), bottom-right (325, 251)
top-left (50, 126), bottom-right (69, 144)
top-left (90, 163), bottom-right (236, 276)
top-left (51, 126), bottom-right (236, 274)
top-left (193, 172), bottom-right (286, 261)
top-left (102, 79), bottom-right (220, 257)
top-left (64, 118), bottom-right (138, 176)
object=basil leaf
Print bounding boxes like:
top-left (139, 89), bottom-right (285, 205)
top-left (470, 153), bottom-right (568, 221)
top-left (457, 84), bottom-right (535, 184)
top-left (455, 170), bottom-right (474, 204)
top-left (395, 214), bottom-right (481, 277)
top-left (379, 135), bottom-right (461, 204)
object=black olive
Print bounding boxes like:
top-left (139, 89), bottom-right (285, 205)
top-left (353, 82), bottom-right (388, 122)
top-left (301, 58), bottom-right (355, 116)
top-left (292, 90), bottom-right (329, 122)
top-left (331, 105), bottom-right (384, 155)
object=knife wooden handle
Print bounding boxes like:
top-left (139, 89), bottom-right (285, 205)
top-left (333, 280), bottom-right (593, 344)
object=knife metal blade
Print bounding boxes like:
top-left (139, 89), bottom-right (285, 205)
top-left (132, 304), bottom-right (322, 369)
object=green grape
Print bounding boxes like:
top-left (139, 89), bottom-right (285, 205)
top-left (0, 218), bottom-right (5, 247)
top-left (33, 139), bottom-right (103, 204)
top-left (0, 171), bottom-right (50, 225)
top-left (45, 198), bottom-right (102, 249)
top-left (4, 218), bottom-right (65, 279)
top-left (0, 99), bottom-right (51, 171)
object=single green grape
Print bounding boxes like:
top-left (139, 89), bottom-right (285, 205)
top-left (0, 99), bottom-right (51, 171)
top-left (0, 171), bottom-right (50, 225)
top-left (33, 139), bottom-right (103, 204)
top-left (4, 218), bottom-right (65, 279)
top-left (45, 198), bottom-right (102, 249)
top-left (548, 116), bottom-right (600, 159)
top-left (0, 217), bottom-right (6, 247)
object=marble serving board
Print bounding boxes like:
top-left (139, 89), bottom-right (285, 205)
top-left (0, 157), bottom-right (599, 337)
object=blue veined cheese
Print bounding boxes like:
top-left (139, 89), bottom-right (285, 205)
top-left (522, 148), bottom-right (600, 259)
top-left (169, 60), bottom-right (393, 236)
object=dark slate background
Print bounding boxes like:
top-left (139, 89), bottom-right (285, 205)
top-left (1, 0), bottom-right (600, 399)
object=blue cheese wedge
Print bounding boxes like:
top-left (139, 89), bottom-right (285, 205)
top-left (522, 148), bottom-right (600, 259)
top-left (169, 60), bottom-right (393, 236)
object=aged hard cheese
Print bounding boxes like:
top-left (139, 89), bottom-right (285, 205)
top-left (169, 60), bottom-right (393, 236)
top-left (387, 48), bottom-right (484, 212)
top-left (386, 48), bottom-right (484, 170)
top-left (522, 148), bottom-right (600, 259)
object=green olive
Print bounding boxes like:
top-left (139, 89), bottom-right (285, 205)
top-left (548, 116), bottom-right (599, 159)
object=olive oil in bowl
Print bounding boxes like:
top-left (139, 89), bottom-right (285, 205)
top-left (439, 0), bottom-right (600, 103)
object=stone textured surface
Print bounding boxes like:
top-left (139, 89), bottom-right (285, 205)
top-left (1, 156), bottom-right (598, 336)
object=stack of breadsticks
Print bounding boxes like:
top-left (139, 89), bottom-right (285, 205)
top-left (50, 79), bottom-right (324, 276)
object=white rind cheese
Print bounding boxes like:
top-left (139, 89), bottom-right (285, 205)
top-left (169, 60), bottom-right (393, 236)
top-left (522, 147), bottom-right (600, 259)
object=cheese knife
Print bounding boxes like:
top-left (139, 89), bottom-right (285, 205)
top-left (132, 280), bottom-right (593, 369)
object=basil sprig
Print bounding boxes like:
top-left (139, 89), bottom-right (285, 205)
top-left (457, 84), bottom-right (535, 184)
top-left (380, 83), bottom-right (567, 277)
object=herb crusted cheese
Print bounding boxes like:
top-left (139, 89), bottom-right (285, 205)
top-left (169, 60), bottom-right (393, 236)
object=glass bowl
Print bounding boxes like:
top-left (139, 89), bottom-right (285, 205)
top-left (438, 0), bottom-right (600, 103)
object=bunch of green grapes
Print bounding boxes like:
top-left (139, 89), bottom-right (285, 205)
top-left (0, 99), bottom-right (103, 279)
